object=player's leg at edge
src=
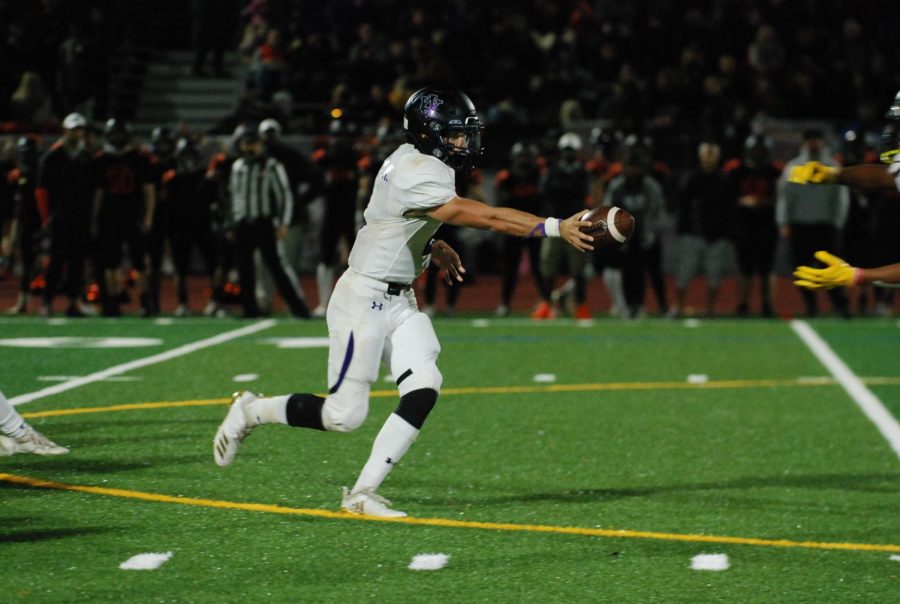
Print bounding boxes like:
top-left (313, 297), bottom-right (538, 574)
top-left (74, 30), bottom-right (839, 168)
top-left (0, 390), bottom-right (69, 456)
top-left (212, 384), bottom-right (439, 518)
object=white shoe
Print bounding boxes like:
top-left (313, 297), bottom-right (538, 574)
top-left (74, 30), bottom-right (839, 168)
top-left (203, 301), bottom-right (223, 317)
top-left (0, 425), bottom-right (69, 456)
top-left (174, 304), bottom-right (190, 317)
top-left (213, 391), bottom-right (258, 467)
top-left (311, 305), bottom-right (326, 318)
top-left (495, 304), bottom-right (509, 317)
top-left (341, 487), bottom-right (407, 518)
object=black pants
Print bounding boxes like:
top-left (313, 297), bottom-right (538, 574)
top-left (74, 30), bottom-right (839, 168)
top-left (500, 236), bottom-right (542, 306)
top-left (789, 223), bottom-right (848, 317)
top-left (15, 216), bottom-right (40, 294)
top-left (234, 219), bottom-right (308, 317)
top-left (171, 221), bottom-right (218, 305)
top-left (44, 220), bottom-right (89, 305)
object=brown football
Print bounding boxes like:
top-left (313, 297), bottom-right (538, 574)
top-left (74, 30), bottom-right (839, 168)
top-left (578, 205), bottom-right (635, 248)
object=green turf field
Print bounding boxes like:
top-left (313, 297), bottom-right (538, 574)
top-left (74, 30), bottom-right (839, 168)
top-left (1, 316), bottom-right (899, 602)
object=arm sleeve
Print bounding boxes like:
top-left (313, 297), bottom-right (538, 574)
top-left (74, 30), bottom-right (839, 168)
top-left (394, 157), bottom-right (456, 214)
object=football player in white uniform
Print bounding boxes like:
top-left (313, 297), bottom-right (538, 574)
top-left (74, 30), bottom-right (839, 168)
top-left (789, 89), bottom-right (900, 288)
top-left (213, 87), bottom-right (595, 517)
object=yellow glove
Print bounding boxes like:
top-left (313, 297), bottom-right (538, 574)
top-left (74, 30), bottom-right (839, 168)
top-left (788, 161), bottom-right (840, 185)
top-left (793, 251), bottom-right (861, 289)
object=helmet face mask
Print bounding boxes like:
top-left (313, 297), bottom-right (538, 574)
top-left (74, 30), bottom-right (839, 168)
top-left (403, 88), bottom-right (483, 170)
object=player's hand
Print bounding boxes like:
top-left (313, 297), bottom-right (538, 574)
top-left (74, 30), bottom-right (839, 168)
top-left (560, 210), bottom-right (595, 252)
top-left (793, 251), bottom-right (858, 289)
top-left (788, 161), bottom-right (839, 185)
top-left (275, 225), bottom-right (288, 240)
top-left (430, 239), bottom-right (465, 285)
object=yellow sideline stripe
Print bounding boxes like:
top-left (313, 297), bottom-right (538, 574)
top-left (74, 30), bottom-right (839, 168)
top-left (1, 472), bottom-right (898, 554)
top-left (19, 377), bottom-right (900, 419)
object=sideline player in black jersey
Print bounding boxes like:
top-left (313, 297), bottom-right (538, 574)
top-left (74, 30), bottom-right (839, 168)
top-left (90, 119), bottom-right (155, 316)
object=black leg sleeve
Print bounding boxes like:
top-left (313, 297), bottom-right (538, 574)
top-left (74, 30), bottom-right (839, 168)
top-left (285, 393), bottom-right (326, 431)
top-left (394, 388), bottom-right (438, 430)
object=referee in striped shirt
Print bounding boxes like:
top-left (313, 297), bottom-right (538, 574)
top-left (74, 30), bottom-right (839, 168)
top-left (228, 130), bottom-right (310, 318)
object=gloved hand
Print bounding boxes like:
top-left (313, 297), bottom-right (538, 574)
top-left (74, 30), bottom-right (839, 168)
top-left (793, 251), bottom-right (860, 289)
top-left (788, 161), bottom-right (840, 185)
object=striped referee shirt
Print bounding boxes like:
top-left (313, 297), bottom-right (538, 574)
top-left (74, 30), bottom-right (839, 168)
top-left (228, 156), bottom-right (293, 226)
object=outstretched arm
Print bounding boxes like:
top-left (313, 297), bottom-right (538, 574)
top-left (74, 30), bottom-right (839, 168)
top-left (423, 196), bottom-right (594, 252)
top-left (789, 161), bottom-right (896, 191)
top-left (794, 251), bottom-right (900, 288)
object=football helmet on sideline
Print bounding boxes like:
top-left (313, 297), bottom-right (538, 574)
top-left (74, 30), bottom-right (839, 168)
top-left (403, 87), bottom-right (483, 170)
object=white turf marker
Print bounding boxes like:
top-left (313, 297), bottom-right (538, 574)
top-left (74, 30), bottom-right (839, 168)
top-left (687, 374), bottom-right (709, 384)
top-left (232, 374), bottom-right (258, 383)
top-left (119, 552), bottom-right (173, 570)
top-left (533, 373), bottom-right (557, 383)
top-left (9, 320), bottom-right (276, 407)
top-left (890, 554), bottom-right (900, 562)
top-left (408, 553), bottom-right (449, 571)
top-left (691, 553), bottom-right (730, 571)
top-left (791, 320), bottom-right (900, 458)
top-left (38, 376), bottom-right (142, 382)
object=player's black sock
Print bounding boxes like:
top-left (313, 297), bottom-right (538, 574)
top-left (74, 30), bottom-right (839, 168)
top-left (393, 388), bottom-right (438, 430)
top-left (285, 393), bottom-right (326, 430)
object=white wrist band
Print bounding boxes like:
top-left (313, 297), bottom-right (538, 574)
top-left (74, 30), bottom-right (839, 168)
top-left (544, 217), bottom-right (560, 238)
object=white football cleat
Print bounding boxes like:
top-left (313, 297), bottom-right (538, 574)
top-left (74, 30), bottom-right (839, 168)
top-left (0, 425), bottom-right (69, 456)
top-left (213, 391), bottom-right (258, 467)
top-left (311, 305), bottom-right (327, 318)
top-left (341, 487), bottom-right (407, 518)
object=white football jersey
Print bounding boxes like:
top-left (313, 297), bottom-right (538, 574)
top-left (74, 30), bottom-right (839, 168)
top-left (348, 143), bottom-right (456, 283)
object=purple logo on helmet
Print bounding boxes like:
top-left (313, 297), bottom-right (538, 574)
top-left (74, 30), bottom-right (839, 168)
top-left (420, 94), bottom-right (443, 118)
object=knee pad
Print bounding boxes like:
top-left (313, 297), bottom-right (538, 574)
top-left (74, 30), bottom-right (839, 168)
top-left (321, 379), bottom-right (369, 432)
top-left (395, 388), bottom-right (438, 430)
top-left (395, 361), bottom-right (442, 398)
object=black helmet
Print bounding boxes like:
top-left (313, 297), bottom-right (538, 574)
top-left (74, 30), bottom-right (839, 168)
top-left (880, 89), bottom-right (900, 164)
top-left (104, 118), bottom-right (131, 149)
top-left (151, 126), bottom-right (175, 156)
top-left (403, 87), bottom-right (483, 170)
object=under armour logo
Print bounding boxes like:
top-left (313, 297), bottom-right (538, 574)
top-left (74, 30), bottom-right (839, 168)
top-left (371, 301), bottom-right (383, 310)
top-left (386, 457), bottom-right (394, 465)
top-left (420, 94), bottom-right (443, 118)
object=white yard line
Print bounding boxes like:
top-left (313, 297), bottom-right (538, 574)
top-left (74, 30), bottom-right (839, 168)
top-left (9, 320), bottom-right (276, 407)
top-left (791, 320), bottom-right (900, 458)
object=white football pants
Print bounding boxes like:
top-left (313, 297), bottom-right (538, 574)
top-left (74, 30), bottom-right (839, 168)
top-left (321, 268), bottom-right (442, 432)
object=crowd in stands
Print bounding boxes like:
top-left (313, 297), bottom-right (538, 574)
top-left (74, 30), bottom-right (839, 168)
top-left (1, 0), bottom-right (899, 319)
top-left (232, 0), bottom-right (899, 167)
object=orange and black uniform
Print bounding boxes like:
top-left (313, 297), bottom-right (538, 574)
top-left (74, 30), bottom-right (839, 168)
top-left (724, 157), bottom-right (783, 277)
top-left (495, 158), bottom-right (545, 307)
top-left (37, 141), bottom-right (94, 308)
top-left (313, 139), bottom-right (368, 266)
top-left (145, 150), bottom-right (177, 312)
top-left (7, 159), bottom-right (41, 295)
top-left (163, 163), bottom-right (217, 305)
top-left (93, 149), bottom-right (153, 271)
